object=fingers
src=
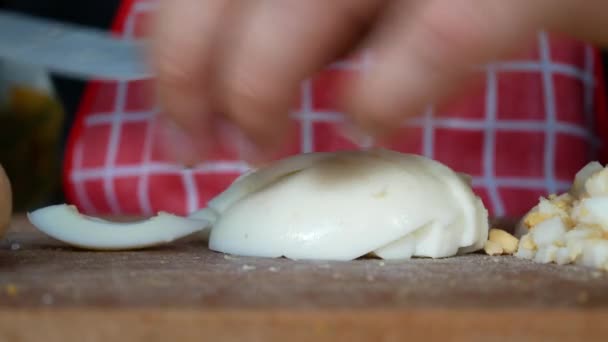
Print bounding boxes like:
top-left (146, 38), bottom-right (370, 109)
top-left (345, 0), bottom-right (547, 137)
top-left (215, 0), bottom-right (382, 151)
top-left (151, 0), bottom-right (232, 159)
top-left (151, 0), bottom-right (581, 163)
top-left (151, 0), bottom-right (381, 162)
top-left (547, 0), bottom-right (608, 46)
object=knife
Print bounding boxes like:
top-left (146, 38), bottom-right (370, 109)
top-left (0, 10), bottom-right (151, 81)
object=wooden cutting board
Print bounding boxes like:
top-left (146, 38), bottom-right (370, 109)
top-left (1, 215), bottom-right (608, 341)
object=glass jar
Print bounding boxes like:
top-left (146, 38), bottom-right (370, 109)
top-left (0, 59), bottom-right (65, 212)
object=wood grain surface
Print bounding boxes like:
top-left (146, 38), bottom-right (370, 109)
top-left (1, 215), bottom-right (608, 341)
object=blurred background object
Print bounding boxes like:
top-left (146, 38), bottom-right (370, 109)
top-left (0, 60), bottom-right (64, 211)
top-left (0, 0), bottom-right (120, 147)
top-left (0, 163), bottom-right (10, 237)
top-left (0, 0), bottom-right (119, 210)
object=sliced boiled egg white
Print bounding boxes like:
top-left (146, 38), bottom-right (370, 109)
top-left (26, 149), bottom-right (489, 258)
top-left (27, 204), bottom-right (210, 250)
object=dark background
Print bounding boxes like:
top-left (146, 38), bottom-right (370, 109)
top-left (1, 0), bottom-right (607, 150)
top-left (0, 0), bottom-right (122, 150)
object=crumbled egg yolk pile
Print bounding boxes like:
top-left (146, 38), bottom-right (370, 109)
top-left (515, 161), bottom-right (608, 270)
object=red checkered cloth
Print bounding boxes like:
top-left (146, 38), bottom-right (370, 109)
top-left (63, 0), bottom-right (608, 218)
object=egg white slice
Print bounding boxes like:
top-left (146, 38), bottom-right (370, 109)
top-left (28, 204), bottom-right (209, 250)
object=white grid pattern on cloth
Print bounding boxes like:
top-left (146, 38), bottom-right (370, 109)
top-left (300, 79), bottom-right (314, 153)
top-left (584, 45), bottom-right (599, 161)
top-left (134, 0), bottom-right (156, 12)
top-left (135, 109), bottom-right (158, 216)
top-left (72, 161), bottom-right (252, 181)
top-left (422, 106), bottom-right (435, 158)
top-left (182, 169), bottom-right (198, 214)
top-left (72, 141), bottom-right (96, 214)
top-left (102, 81), bottom-right (126, 215)
top-left (69, 1), bottom-right (600, 216)
top-left (482, 64), bottom-right (503, 216)
top-left (359, 51), bottom-right (375, 149)
top-left (339, 60), bottom-right (591, 84)
top-left (81, 7), bottom-right (139, 215)
top-left (87, 110), bottom-right (596, 138)
top-left (539, 32), bottom-right (558, 196)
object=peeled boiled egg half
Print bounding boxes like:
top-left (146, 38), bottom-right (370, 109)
top-left (208, 149), bottom-right (489, 260)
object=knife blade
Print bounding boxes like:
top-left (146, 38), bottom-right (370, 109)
top-left (0, 10), bottom-right (151, 81)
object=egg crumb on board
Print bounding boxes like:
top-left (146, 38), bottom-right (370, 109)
top-left (483, 229), bottom-right (519, 256)
top-left (516, 161), bottom-right (608, 271)
top-left (5, 284), bottom-right (17, 297)
top-left (483, 240), bottom-right (504, 256)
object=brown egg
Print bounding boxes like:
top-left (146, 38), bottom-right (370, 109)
top-left (0, 164), bottom-right (12, 238)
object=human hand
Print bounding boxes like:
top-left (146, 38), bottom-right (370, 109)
top-left (151, 0), bottom-right (608, 164)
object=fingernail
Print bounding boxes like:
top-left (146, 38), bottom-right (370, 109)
top-left (338, 122), bottom-right (373, 147)
top-left (215, 119), bottom-right (269, 164)
top-left (155, 116), bottom-right (208, 166)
